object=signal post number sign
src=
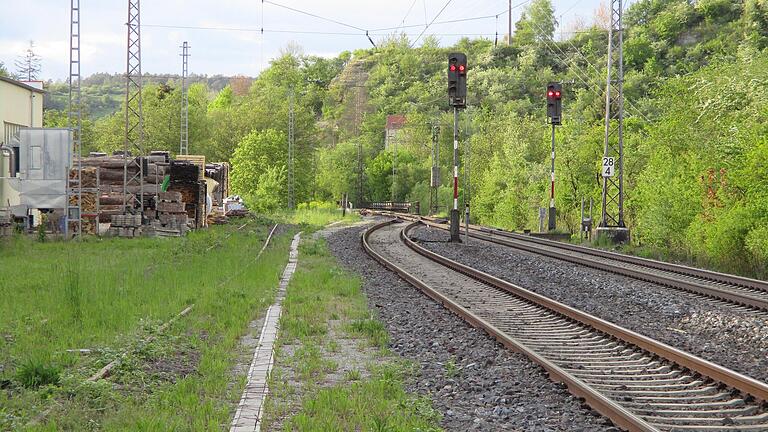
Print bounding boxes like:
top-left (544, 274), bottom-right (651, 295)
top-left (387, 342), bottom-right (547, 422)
top-left (602, 157), bottom-right (615, 177)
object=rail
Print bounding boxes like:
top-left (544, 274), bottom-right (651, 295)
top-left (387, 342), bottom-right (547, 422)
top-left (362, 219), bottom-right (768, 431)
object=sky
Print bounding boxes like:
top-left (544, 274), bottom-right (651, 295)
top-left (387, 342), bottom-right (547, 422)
top-left (0, 0), bottom-right (611, 81)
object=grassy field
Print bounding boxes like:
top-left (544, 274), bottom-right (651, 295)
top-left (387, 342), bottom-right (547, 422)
top-left (263, 237), bottom-right (442, 431)
top-left (280, 202), bottom-right (359, 228)
top-left (0, 216), bottom-right (293, 430)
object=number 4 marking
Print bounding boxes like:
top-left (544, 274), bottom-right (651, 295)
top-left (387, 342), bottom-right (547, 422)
top-left (602, 157), bottom-right (615, 177)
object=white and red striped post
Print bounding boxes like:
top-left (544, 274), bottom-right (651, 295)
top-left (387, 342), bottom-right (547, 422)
top-left (450, 106), bottom-right (461, 242)
top-left (548, 123), bottom-right (556, 231)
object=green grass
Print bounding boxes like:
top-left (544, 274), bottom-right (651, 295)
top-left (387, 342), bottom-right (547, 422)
top-left (271, 201), bottom-right (359, 232)
top-left (348, 318), bottom-right (389, 348)
top-left (263, 238), bottom-right (442, 431)
top-left (0, 216), bottom-right (293, 430)
top-left (286, 364), bottom-right (441, 432)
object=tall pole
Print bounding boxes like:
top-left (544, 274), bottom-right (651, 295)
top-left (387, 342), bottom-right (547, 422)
top-left (123, 0), bottom-right (144, 215)
top-left (463, 111), bottom-right (471, 240)
top-left (288, 88), bottom-right (295, 210)
top-left (548, 122), bottom-right (556, 231)
top-left (355, 86), bottom-right (363, 205)
top-left (430, 124), bottom-right (440, 215)
top-left (391, 134), bottom-right (396, 203)
top-left (179, 41), bottom-right (190, 156)
top-left (600, 0), bottom-right (626, 234)
top-left (67, 0), bottom-right (82, 239)
top-left (450, 107), bottom-right (460, 242)
top-left (508, 0), bottom-right (512, 45)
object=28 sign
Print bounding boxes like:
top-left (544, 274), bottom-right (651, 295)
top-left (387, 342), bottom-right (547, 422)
top-left (602, 157), bottom-right (615, 177)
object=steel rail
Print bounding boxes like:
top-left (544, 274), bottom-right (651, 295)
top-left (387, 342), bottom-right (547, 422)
top-left (385, 212), bottom-right (768, 312)
top-left (465, 226), bottom-right (768, 311)
top-left (375, 210), bottom-right (768, 294)
top-left (474, 225), bottom-right (768, 294)
top-left (362, 219), bottom-right (660, 432)
top-left (362, 218), bottom-right (768, 431)
top-left (397, 221), bottom-right (768, 402)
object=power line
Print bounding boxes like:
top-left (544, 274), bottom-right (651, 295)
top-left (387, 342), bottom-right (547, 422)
top-left (395, 0), bottom-right (420, 33)
top-left (411, 0), bottom-right (453, 48)
top-left (262, 0), bottom-right (367, 32)
top-left (142, 23), bottom-right (495, 38)
top-left (372, 13), bottom-right (496, 32)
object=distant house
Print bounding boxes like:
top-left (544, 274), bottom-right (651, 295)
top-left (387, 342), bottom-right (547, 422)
top-left (384, 114), bottom-right (406, 150)
top-left (0, 76), bottom-right (45, 223)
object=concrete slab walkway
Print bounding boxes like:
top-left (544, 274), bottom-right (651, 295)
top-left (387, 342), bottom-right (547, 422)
top-left (230, 232), bottom-right (301, 432)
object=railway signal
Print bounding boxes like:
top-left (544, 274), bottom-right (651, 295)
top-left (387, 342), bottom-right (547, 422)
top-left (546, 82), bottom-right (562, 231)
top-left (447, 53), bottom-right (467, 242)
top-left (546, 82), bottom-right (562, 125)
top-left (448, 53), bottom-right (467, 109)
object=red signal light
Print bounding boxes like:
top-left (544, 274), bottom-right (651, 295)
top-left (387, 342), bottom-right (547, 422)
top-left (450, 64), bottom-right (456, 71)
top-left (554, 91), bottom-right (561, 98)
top-left (547, 90), bottom-right (554, 97)
top-left (458, 64), bottom-right (465, 72)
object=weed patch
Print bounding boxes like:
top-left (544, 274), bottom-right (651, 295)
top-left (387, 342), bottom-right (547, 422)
top-left (16, 360), bottom-right (60, 389)
top-left (262, 235), bottom-right (441, 431)
top-left (348, 318), bottom-right (389, 348)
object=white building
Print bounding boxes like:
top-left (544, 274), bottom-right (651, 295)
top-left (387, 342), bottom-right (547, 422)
top-left (0, 77), bottom-right (46, 224)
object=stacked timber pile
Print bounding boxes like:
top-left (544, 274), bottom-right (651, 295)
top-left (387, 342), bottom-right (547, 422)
top-left (68, 167), bottom-right (99, 234)
top-left (108, 214), bottom-right (142, 238)
top-left (168, 161), bottom-right (206, 229)
top-left (73, 155), bottom-right (168, 222)
top-left (155, 191), bottom-right (188, 235)
top-left (207, 209), bottom-right (228, 225)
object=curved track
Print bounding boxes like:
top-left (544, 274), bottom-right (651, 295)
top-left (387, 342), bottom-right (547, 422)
top-left (381, 212), bottom-right (768, 312)
top-left (363, 219), bottom-right (768, 432)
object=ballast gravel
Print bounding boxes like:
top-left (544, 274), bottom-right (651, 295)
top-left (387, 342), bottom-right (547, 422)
top-left (410, 225), bottom-right (768, 384)
top-left (325, 220), bottom-right (620, 432)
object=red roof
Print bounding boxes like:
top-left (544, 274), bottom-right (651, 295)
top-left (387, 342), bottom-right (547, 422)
top-left (386, 114), bottom-right (406, 130)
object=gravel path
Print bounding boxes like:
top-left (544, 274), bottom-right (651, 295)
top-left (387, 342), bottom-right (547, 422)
top-left (326, 219), bottom-right (620, 432)
top-left (410, 225), bottom-right (768, 384)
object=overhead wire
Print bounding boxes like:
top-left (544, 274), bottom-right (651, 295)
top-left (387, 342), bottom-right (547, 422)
top-left (410, 0), bottom-right (453, 48)
top-left (262, 0), bottom-right (367, 32)
top-left (396, 0), bottom-right (420, 34)
top-left (141, 23), bottom-right (494, 37)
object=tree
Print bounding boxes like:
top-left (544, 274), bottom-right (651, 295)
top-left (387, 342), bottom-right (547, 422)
top-left (0, 61), bottom-right (9, 78)
top-left (229, 76), bottom-right (252, 96)
top-left (251, 165), bottom-right (287, 213)
top-left (15, 40), bottom-right (42, 80)
top-left (514, 0), bottom-right (556, 47)
top-left (230, 129), bottom-right (288, 206)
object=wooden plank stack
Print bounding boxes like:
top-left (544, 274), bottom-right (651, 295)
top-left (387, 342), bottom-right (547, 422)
top-left (63, 154), bottom-right (213, 236)
top-left (168, 161), bottom-right (206, 229)
top-left (155, 191), bottom-right (188, 234)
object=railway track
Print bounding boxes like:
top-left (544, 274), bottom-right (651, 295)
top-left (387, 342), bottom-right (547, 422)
top-left (363, 219), bottom-right (768, 432)
top-left (380, 212), bottom-right (768, 313)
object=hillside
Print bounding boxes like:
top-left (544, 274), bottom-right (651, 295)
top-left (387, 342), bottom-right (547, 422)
top-left (43, 73), bottom-right (245, 118)
top-left (55, 0), bottom-right (768, 276)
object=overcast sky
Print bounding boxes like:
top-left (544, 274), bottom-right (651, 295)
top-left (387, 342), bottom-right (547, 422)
top-left (0, 0), bottom-right (611, 81)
